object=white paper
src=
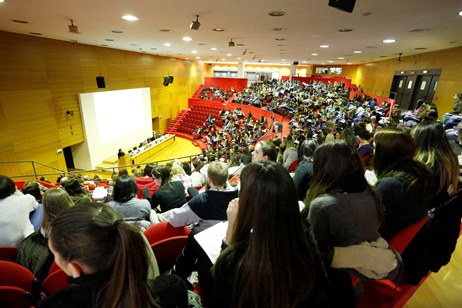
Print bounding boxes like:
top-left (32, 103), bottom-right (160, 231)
top-left (194, 221), bottom-right (228, 264)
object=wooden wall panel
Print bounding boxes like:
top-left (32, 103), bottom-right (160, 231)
top-left (0, 31), bottom-right (206, 177)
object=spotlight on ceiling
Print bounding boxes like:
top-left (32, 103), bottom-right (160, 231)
top-left (190, 15), bottom-right (201, 30)
top-left (68, 19), bottom-right (80, 34)
top-left (228, 39), bottom-right (235, 47)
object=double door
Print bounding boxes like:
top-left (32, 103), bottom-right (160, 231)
top-left (390, 73), bottom-right (439, 110)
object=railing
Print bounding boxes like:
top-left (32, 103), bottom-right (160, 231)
top-left (362, 88), bottom-right (397, 99)
top-left (0, 154), bottom-right (202, 181)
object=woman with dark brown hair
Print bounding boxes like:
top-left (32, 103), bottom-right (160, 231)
top-left (40, 203), bottom-right (159, 308)
top-left (212, 161), bottom-right (329, 308)
top-left (373, 127), bottom-right (434, 239)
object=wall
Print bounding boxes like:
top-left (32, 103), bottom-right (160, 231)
top-left (210, 64), bottom-right (313, 78)
top-left (350, 46), bottom-right (462, 115)
top-left (203, 77), bottom-right (248, 92)
top-left (0, 31), bottom-right (208, 177)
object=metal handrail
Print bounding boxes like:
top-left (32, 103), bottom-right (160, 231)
top-left (0, 154), bottom-right (201, 180)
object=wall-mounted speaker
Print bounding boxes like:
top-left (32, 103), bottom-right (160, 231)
top-left (163, 77), bottom-right (170, 86)
top-left (168, 76), bottom-right (174, 84)
top-left (96, 76), bottom-right (106, 88)
top-left (328, 0), bottom-right (356, 13)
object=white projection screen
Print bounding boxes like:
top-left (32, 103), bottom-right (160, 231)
top-left (73, 88), bottom-right (152, 169)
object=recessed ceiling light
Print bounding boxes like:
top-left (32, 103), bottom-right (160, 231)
top-left (159, 29), bottom-right (171, 32)
top-left (198, 43), bottom-right (207, 46)
top-left (268, 11), bottom-right (286, 17)
top-left (338, 28), bottom-right (353, 32)
top-left (328, 60), bottom-right (334, 63)
top-left (226, 53), bottom-right (232, 56)
top-left (237, 57), bottom-right (242, 60)
top-left (221, 58), bottom-right (226, 61)
top-left (196, 56), bottom-right (200, 59)
top-left (112, 30), bottom-right (123, 34)
top-left (163, 43), bottom-right (171, 47)
top-left (275, 38), bottom-right (286, 41)
top-left (213, 28), bottom-right (225, 32)
top-left (353, 50), bottom-right (362, 54)
top-left (338, 57), bottom-right (345, 60)
top-left (105, 39), bottom-right (114, 41)
top-left (236, 43), bottom-right (244, 47)
top-left (12, 19), bottom-right (29, 24)
top-left (281, 58), bottom-right (286, 61)
top-left (272, 27), bottom-right (287, 32)
top-left (312, 53), bottom-right (318, 56)
top-left (122, 15), bottom-right (139, 21)
top-left (347, 63), bottom-right (353, 65)
top-left (321, 63), bottom-right (326, 65)
top-left (182, 36), bottom-right (192, 42)
top-left (459, 11), bottom-right (462, 16)
top-left (302, 61), bottom-right (307, 63)
top-left (320, 45), bottom-right (329, 48)
top-left (383, 39), bottom-right (396, 43)
top-left (261, 59), bottom-right (265, 62)
top-left (192, 50), bottom-right (197, 54)
top-left (210, 47), bottom-right (217, 51)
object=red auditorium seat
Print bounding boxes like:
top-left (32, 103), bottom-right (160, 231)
top-left (143, 221), bottom-right (191, 245)
top-left (0, 261), bottom-right (36, 292)
top-left (0, 286), bottom-right (36, 308)
top-left (0, 246), bottom-right (17, 262)
top-left (42, 269), bottom-right (70, 295)
top-left (151, 235), bottom-right (189, 272)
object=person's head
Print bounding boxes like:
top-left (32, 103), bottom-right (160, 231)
top-left (151, 165), bottom-right (171, 187)
top-left (49, 203), bottom-right (154, 308)
top-left (373, 127), bottom-right (416, 178)
top-left (223, 160), bottom-right (315, 307)
top-left (151, 275), bottom-right (188, 308)
top-left (304, 140), bottom-right (369, 207)
top-left (298, 139), bottom-right (318, 162)
top-left (252, 140), bottom-right (277, 162)
top-left (118, 168), bottom-right (129, 177)
top-left (63, 177), bottom-right (85, 196)
top-left (22, 182), bottom-right (42, 202)
top-left (412, 120), bottom-right (459, 194)
top-left (143, 164), bottom-right (155, 177)
top-left (0, 175), bottom-right (16, 200)
top-left (356, 129), bottom-right (371, 142)
top-left (112, 175), bottom-right (138, 203)
top-left (170, 160), bottom-right (186, 176)
top-left (207, 161), bottom-right (228, 189)
top-left (41, 188), bottom-right (73, 234)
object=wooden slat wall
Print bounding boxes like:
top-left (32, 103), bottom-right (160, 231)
top-left (0, 31), bottom-right (208, 177)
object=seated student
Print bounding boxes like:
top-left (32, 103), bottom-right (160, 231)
top-left (189, 160), bottom-right (205, 188)
top-left (16, 188), bottom-right (73, 282)
top-left (251, 140), bottom-right (278, 162)
top-left (22, 181), bottom-right (45, 231)
top-left (135, 164), bottom-right (159, 199)
top-left (63, 177), bottom-right (91, 205)
top-left (356, 129), bottom-right (373, 164)
top-left (143, 165), bottom-right (187, 213)
top-left (212, 161), bottom-right (331, 307)
top-left (108, 175), bottom-right (152, 229)
top-left (163, 161), bottom-right (238, 229)
top-left (0, 175), bottom-right (38, 246)
top-left (373, 127), bottom-right (435, 239)
top-left (302, 141), bottom-right (395, 306)
top-left (293, 139), bottom-right (318, 201)
top-left (39, 203), bottom-right (159, 308)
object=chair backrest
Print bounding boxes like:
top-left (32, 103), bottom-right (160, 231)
top-left (48, 261), bottom-right (61, 276)
top-left (0, 261), bottom-right (35, 291)
top-left (0, 246), bottom-right (17, 262)
top-left (151, 235), bottom-right (189, 270)
top-left (288, 159), bottom-right (299, 172)
top-left (0, 286), bottom-right (36, 308)
top-left (143, 221), bottom-right (190, 245)
top-left (42, 269), bottom-right (70, 295)
top-left (388, 215), bottom-right (430, 254)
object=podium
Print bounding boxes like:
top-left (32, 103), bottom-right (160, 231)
top-left (118, 155), bottom-right (130, 168)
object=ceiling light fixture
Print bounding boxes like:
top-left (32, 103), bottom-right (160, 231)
top-left (68, 20), bottom-right (80, 34)
top-left (122, 15), bottom-right (139, 21)
top-left (353, 50), bottom-right (362, 54)
top-left (190, 15), bottom-right (201, 30)
top-left (228, 39), bottom-right (235, 47)
top-left (182, 36), bottom-right (192, 42)
top-left (459, 11), bottom-right (462, 16)
top-left (383, 38), bottom-right (396, 43)
top-left (320, 45), bottom-right (329, 48)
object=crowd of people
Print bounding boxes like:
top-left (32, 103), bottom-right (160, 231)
top-left (1, 79), bottom-right (462, 307)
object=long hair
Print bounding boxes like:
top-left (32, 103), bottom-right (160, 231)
top-left (225, 161), bottom-right (316, 307)
top-left (49, 203), bottom-right (155, 308)
top-left (0, 175), bottom-right (16, 200)
top-left (41, 188), bottom-right (73, 234)
top-left (112, 175), bottom-right (138, 203)
top-left (412, 121), bottom-right (459, 195)
top-left (151, 165), bottom-right (172, 187)
top-left (302, 140), bottom-right (382, 219)
top-left (373, 127), bottom-right (432, 201)
top-left (298, 139), bottom-right (318, 163)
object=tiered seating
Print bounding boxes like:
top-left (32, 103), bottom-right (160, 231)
top-left (169, 104), bottom-right (226, 136)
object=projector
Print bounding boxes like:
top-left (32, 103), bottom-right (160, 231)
top-left (190, 21), bottom-right (200, 30)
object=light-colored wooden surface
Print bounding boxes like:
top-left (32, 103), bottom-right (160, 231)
top-left (404, 236), bottom-right (462, 307)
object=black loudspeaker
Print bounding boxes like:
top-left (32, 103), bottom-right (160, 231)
top-left (328, 0), bottom-right (356, 13)
top-left (168, 76), bottom-right (174, 84)
top-left (96, 76), bottom-right (106, 88)
top-left (293, 61), bottom-right (299, 65)
top-left (163, 77), bottom-right (170, 86)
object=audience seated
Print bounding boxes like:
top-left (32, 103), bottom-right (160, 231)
top-left (108, 175), bottom-right (152, 230)
top-left (212, 161), bottom-right (331, 307)
top-left (39, 203), bottom-right (159, 307)
top-left (143, 165), bottom-right (187, 213)
top-left (373, 128), bottom-right (435, 239)
top-left (16, 188), bottom-right (73, 282)
top-left (0, 175), bottom-right (38, 246)
top-left (62, 177), bottom-right (91, 205)
top-left (21, 181), bottom-right (45, 231)
top-left (292, 139), bottom-right (318, 201)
